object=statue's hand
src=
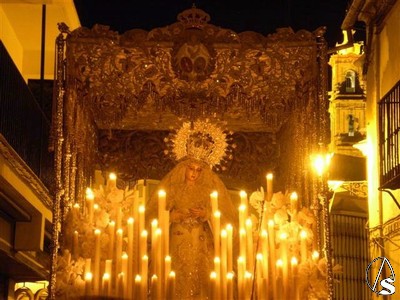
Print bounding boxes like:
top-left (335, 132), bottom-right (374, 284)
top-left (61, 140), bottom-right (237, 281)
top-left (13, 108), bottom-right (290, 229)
top-left (189, 207), bottom-right (207, 219)
top-left (170, 209), bottom-right (187, 223)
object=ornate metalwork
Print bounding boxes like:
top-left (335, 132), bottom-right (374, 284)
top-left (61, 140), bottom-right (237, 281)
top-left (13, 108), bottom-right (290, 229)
top-left (341, 181), bottom-right (368, 198)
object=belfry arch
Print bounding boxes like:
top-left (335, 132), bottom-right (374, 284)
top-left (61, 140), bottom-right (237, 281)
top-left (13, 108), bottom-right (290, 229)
top-left (50, 6), bottom-right (330, 296)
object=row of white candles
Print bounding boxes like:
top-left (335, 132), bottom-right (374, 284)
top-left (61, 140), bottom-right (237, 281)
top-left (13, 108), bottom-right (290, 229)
top-left (70, 172), bottom-right (317, 299)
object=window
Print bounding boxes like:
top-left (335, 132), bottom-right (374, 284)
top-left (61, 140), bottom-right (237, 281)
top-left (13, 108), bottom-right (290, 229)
top-left (379, 80), bottom-right (400, 189)
top-left (345, 70), bottom-right (356, 93)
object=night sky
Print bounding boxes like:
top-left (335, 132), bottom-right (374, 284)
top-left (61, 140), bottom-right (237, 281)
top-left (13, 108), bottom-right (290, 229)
top-left (73, 0), bottom-right (360, 47)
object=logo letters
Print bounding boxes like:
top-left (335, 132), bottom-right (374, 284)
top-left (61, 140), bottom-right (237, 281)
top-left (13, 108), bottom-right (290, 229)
top-left (366, 257), bottom-right (396, 296)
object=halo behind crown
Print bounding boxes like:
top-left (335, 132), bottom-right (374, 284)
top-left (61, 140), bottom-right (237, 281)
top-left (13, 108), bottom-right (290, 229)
top-left (165, 119), bottom-right (234, 169)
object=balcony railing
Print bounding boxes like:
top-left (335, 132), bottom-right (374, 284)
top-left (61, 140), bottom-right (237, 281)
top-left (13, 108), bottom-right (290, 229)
top-left (0, 41), bottom-right (54, 190)
top-left (379, 80), bottom-right (400, 189)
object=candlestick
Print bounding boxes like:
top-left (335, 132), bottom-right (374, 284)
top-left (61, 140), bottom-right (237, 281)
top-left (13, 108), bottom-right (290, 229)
top-left (239, 204), bottom-right (247, 231)
top-left (221, 229), bottom-right (227, 300)
top-left (210, 271), bottom-right (218, 300)
top-left (210, 191), bottom-right (218, 215)
top-left (291, 257), bottom-right (299, 300)
top-left (150, 275), bottom-right (158, 299)
top-left (85, 272), bottom-right (93, 296)
top-left (240, 190), bottom-right (249, 207)
top-left (134, 275), bottom-right (141, 300)
top-left (158, 190), bottom-right (166, 236)
top-left (139, 205), bottom-right (145, 241)
top-left (290, 192), bottom-right (298, 215)
top-left (166, 271), bottom-right (176, 299)
top-left (214, 257), bottom-right (221, 299)
top-left (116, 207), bottom-right (122, 230)
top-left (214, 211), bottom-right (221, 258)
top-left (105, 260), bottom-right (112, 282)
top-left (244, 271), bottom-right (253, 300)
top-left (102, 273), bottom-right (110, 297)
top-left (245, 218), bottom-right (254, 273)
top-left (140, 230), bottom-right (148, 269)
top-left (227, 272), bottom-right (234, 300)
top-left (127, 217), bottom-right (134, 293)
top-left (226, 224), bottom-right (233, 273)
top-left (108, 221), bottom-right (115, 259)
top-left (237, 257), bottom-right (246, 300)
top-left (93, 229), bottom-right (101, 295)
top-left (121, 252), bottom-right (129, 298)
top-left (276, 259), bottom-right (283, 298)
top-left (116, 229), bottom-right (123, 276)
top-left (86, 190), bottom-right (94, 225)
top-left (108, 172), bottom-right (117, 189)
top-left (268, 220), bottom-right (277, 299)
top-left (279, 232), bottom-right (289, 300)
top-left (266, 173), bottom-right (273, 202)
top-left (261, 230), bottom-right (269, 299)
top-left (73, 230), bottom-right (79, 259)
top-left (239, 228), bottom-right (247, 264)
top-left (141, 255), bottom-right (149, 299)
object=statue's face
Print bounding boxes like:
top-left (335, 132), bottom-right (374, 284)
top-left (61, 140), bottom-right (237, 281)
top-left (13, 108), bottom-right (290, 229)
top-left (185, 162), bottom-right (202, 182)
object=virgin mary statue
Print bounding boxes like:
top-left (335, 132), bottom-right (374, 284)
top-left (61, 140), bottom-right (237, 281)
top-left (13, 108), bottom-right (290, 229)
top-left (146, 120), bottom-right (238, 299)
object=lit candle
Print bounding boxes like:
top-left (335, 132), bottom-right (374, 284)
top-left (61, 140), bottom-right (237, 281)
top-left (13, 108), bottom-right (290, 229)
top-left (166, 271), bottom-right (176, 299)
top-left (268, 220), bottom-right (277, 299)
top-left (210, 191), bottom-right (218, 215)
top-left (140, 230), bottom-right (148, 268)
top-left (158, 190), bottom-right (166, 237)
top-left (102, 273), bottom-right (110, 297)
top-left (214, 257), bottom-right (221, 299)
top-left (300, 230), bottom-right (308, 263)
top-left (244, 271), bottom-right (253, 300)
top-left (312, 250), bottom-right (319, 261)
top-left (86, 189), bottom-right (94, 224)
top-left (291, 257), bottom-right (299, 300)
top-left (73, 230), bottom-right (79, 259)
top-left (266, 173), bottom-right (273, 202)
top-left (151, 219), bottom-right (158, 275)
top-left (237, 257), bottom-right (245, 300)
top-left (141, 255), bottom-right (149, 299)
top-left (155, 228), bottom-right (162, 280)
top-left (116, 272), bottom-right (124, 298)
top-left (139, 205), bottom-right (145, 241)
top-left (165, 255), bottom-right (171, 286)
top-left (246, 218), bottom-right (254, 273)
top-left (105, 260), bottom-right (112, 283)
top-left (279, 232), bottom-right (289, 299)
top-left (134, 275), bottom-right (141, 300)
top-left (214, 211), bottom-right (221, 258)
top-left (256, 253), bottom-right (264, 298)
top-left (290, 192), bottom-right (298, 215)
top-left (93, 229), bottom-right (101, 295)
top-left (239, 204), bottom-right (247, 231)
top-left (226, 224), bottom-right (233, 273)
top-left (276, 259), bottom-right (283, 297)
top-left (127, 217), bottom-right (134, 292)
top-left (239, 190), bottom-right (249, 207)
top-left (239, 228), bottom-right (247, 263)
top-left (85, 272), bottom-right (93, 296)
top-left (261, 229), bottom-right (269, 299)
top-left (121, 252), bottom-right (129, 298)
top-left (116, 207), bottom-right (122, 230)
top-left (221, 229), bottom-right (227, 300)
top-left (150, 275), bottom-right (158, 299)
top-left (108, 221), bottom-right (115, 259)
top-left (108, 172), bottom-right (117, 189)
top-left (227, 272), bottom-right (234, 300)
top-left (116, 229), bottom-right (123, 275)
top-left (210, 271), bottom-right (218, 299)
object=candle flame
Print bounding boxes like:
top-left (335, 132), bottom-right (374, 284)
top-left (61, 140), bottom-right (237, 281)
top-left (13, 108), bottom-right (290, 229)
top-left (135, 275), bottom-right (142, 282)
top-left (239, 204), bottom-right (246, 212)
top-left (165, 255), bottom-right (171, 262)
top-left (221, 229), bottom-right (227, 237)
top-left (128, 217), bottom-right (134, 224)
top-left (151, 219), bottom-right (158, 227)
top-left (109, 220), bottom-right (115, 226)
top-left (117, 228), bottom-right (123, 235)
top-left (214, 210), bottom-right (221, 218)
top-left (256, 253), bottom-right (263, 260)
top-left (85, 272), bottom-right (93, 280)
top-left (226, 224), bottom-right (233, 231)
top-left (141, 230), bottom-right (148, 237)
top-left (103, 273), bottom-right (110, 280)
top-left (109, 172), bottom-right (117, 180)
top-left (279, 232), bottom-right (288, 240)
top-left (300, 230), bottom-right (307, 239)
top-left (276, 259), bottom-right (283, 267)
top-left (245, 218), bottom-right (252, 226)
top-left (211, 191), bottom-right (218, 198)
top-left (73, 203), bottom-right (80, 208)
top-left (312, 251), bottom-right (320, 260)
top-left (291, 257), bottom-right (298, 265)
top-left (244, 271), bottom-right (252, 279)
top-left (93, 203), bottom-right (99, 210)
top-left (238, 256), bottom-right (245, 263)
top-left (139, 205), bottom-right (145, 213)
top-left (261, 229), bottom-right (268, 237)
top-left (142, 255), bottom-right (148, 260)
top-left (214, 257), bottom-right (221, 264)
top-left (169, 271), bottom-right (176, 278)
top-left (227, 272), bottom-right (234, 279)
top-left (239, 190), bottom-right (247, 197)
top-left (158, 189), bottom-right (166, 197)
top-left (266, 173), bottom-right (273, 180)
top-left (94, 229), bottom-right (101, 235)
top-left (290, 192), bottom-right (298, 200)
top-left (122, 252), bottom-right (128, 259)
top-left (210, 271), bottom-right (217, 279)
top-left (268, 219), bottom-right (274, 226)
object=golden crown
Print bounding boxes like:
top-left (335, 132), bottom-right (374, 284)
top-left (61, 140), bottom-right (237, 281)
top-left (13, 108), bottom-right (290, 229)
top-left (177, 5), bottom-right (211, 29)
top-left (164, 119), bottom-right (235, 169)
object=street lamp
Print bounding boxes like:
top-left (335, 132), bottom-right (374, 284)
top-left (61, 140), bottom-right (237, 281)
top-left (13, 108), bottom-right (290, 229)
top-left (311, 152), bottom-right (334, 300)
